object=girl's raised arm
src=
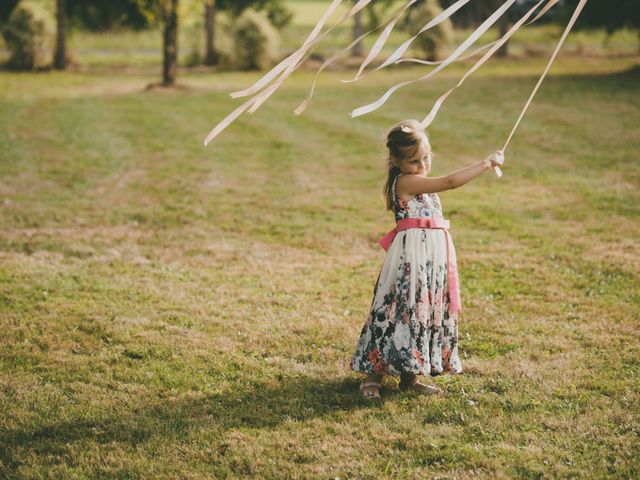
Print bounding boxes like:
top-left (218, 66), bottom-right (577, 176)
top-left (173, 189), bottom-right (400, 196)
top-left (400, 151), bottom-right (504, 195)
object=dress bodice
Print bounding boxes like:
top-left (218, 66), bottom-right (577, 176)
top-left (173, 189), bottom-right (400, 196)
top-left (392, 173), bottom-right (444, 221)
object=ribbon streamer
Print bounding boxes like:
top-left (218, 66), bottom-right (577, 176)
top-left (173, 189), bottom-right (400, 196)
top-left (350, 0), bottom-right (518, 118)
top-left (343, 0), bottom-right (472, 83)
top-left (205, 0), bottom-right (374, 144)
top-left (418, 0), bottom-right (560, 177)
top-left (247, 0), bottom-right (377, 113)
top-left (396, 41), bottom-right (496, 66)
top-left (419, 0), bottom-right (557, 130)
top-left (247, 0), bottom-right (347, 112)
top-left (204, 0), bottom-right (583, 151)
top-left (229, 0), bottom-right (345, 100)
top-left (349, 0), bottom-right (418, 83)
top-left (502, 0), bottom-right (588, 151)
top-left (294, 0), bottom-right (417, 116)
top-left (397, 0), bottom-right (561, 67)
top-left (203, 96), bottom-right (258, 147)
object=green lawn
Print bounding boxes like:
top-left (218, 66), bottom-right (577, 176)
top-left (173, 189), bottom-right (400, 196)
top-left (0, 47), bottom-right (639, 478)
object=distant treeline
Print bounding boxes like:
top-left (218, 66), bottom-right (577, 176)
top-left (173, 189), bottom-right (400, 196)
top-left (1, 0), bottom-right (637, 34)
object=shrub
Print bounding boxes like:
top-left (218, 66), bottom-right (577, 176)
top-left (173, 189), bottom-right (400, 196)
top-left (2, 1), bottom-right (54, 70)
top-left (232, 8), bottom-right (280, 71)
top-left (265, 2), bottom-right (293, 30)
top-left (212, 12), bottom-right (236, 68)
top-left (405, 0), bottom-right (454, 61)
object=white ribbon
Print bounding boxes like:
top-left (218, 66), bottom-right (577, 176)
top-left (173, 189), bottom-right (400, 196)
top-left (204, 0), bottom-right (371, 146)
top-left (229, 0), bottom-right (345, 100)
top-left (395, 41), bottom-right (496, 66)
top-left (204, 0), bottom-right (586, 151)
top-left (419, 0), bottom-right (556, 131)
top-left (349, 0), bottom-right (418, 83)
top-left (343, 0), bottom-right (472, 83)
top-left (247, 0), bottom-right (376, 112)
top-left (294, 0), bottom-right (417, 116)
top-left (203, 96), bottom-right (257, 146)
top-left (418, 0), bottom-right (559, 177)
top-left (350, 0), bottom-right (518, 118)
top-left (247, 0), bottom-right (347, 112)
top-left (502, 0), bottom-right (587, 151)
top-left (397, 0), bottom-right (562, 67)
top-left (204, 0), bottom-right (374, 144)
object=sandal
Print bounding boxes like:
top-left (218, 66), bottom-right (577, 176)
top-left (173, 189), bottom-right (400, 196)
top-left (359, 380), bottom-right (382, 399)
top-left (399, 375), bottom-right (442, 395)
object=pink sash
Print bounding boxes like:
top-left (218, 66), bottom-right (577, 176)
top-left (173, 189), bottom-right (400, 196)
top-left (379, 217), bottom-right (461, 315)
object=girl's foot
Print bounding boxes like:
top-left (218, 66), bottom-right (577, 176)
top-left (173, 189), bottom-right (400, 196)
top-left (399, 374), bottom-right (442, 395)
top-left (359, 374), bottom-right (383, 399)
top-left (359, 380), bottom-right (382, 399)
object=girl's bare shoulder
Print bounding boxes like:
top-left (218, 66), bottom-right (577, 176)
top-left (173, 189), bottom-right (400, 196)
top-left (397, 173), bottom-right (453, 196)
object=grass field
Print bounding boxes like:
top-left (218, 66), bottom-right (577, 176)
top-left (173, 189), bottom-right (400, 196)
top-left (1, 17), bottom-right (639, 480)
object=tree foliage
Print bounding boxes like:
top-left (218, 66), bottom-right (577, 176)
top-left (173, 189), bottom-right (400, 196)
top-left (2, 2), bottom-right (54, 70)
top-left (438, 0), bottom-right (561, 28)
top-left (66, 0), bottom-right (149, 30)
top-left (2, 0), bottom-right (290, 33)
top-left (558, 0), bottom-right (639, 33)
top-left (0, 1), bottom-right (20, 24)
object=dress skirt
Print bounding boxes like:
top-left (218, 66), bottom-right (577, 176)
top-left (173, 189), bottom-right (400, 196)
top-left (351, 227), bottom-right (463, 376)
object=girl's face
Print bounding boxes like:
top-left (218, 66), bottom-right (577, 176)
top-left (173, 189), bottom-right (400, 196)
top-left (400, 138), bottom-right (432, 176)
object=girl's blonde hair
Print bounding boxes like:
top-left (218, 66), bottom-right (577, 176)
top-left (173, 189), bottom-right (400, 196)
top-left (383, 119), bottom-right (430, 212)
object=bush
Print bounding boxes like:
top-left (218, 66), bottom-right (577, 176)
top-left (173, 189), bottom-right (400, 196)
top-left (232, 8), bottom-right (280, 71)
top-left (265, 2), bottom-right (293, 30)
top-left (405, 0), bottom-right (454, 61)
top-left (2, 2), bottom-right (54, 70)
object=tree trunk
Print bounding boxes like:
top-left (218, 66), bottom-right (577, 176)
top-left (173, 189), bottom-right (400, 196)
top-left (204, 1), bottom-right (218, 65)
top-left (496, 17), bottom-right (510, 57)
top-left (352, 8), bottom-right (363, 57)
top-left (53, 0), bottom-right (67, 69)
top-left (162, 0), bottom-right (178, 85)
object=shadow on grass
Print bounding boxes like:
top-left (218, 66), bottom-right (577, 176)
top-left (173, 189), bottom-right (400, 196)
top-left (1, 374), bottom-right (423, 467)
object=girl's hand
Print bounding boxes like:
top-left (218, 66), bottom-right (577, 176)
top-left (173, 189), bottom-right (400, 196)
top-left (485, 150), bottom-right (505, 168)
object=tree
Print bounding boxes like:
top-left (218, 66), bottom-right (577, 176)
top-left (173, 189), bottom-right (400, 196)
top-left (137, 0), bottom-right (180, 85)
top-left (496, 13), bottom-right (510, 57)
top-left (204, 0), bottom-right (217, 65)
top-left (352, 1), bottom-right (363, 57)
top-left (53, 0), bottom-right (67, 69)
top-left (162, 0), bottom-right (178, 84)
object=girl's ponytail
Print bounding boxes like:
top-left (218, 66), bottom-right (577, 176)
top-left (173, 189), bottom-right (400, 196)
top-left (383, 164), bottom-right (401, 212)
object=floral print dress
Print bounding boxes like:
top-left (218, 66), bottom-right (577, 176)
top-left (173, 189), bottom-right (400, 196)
top-left (351, 173), bottom-right (463, 377)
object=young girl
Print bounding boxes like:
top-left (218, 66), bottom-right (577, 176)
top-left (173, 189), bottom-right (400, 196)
top-left (350, 118), bottom-right (505, 399)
